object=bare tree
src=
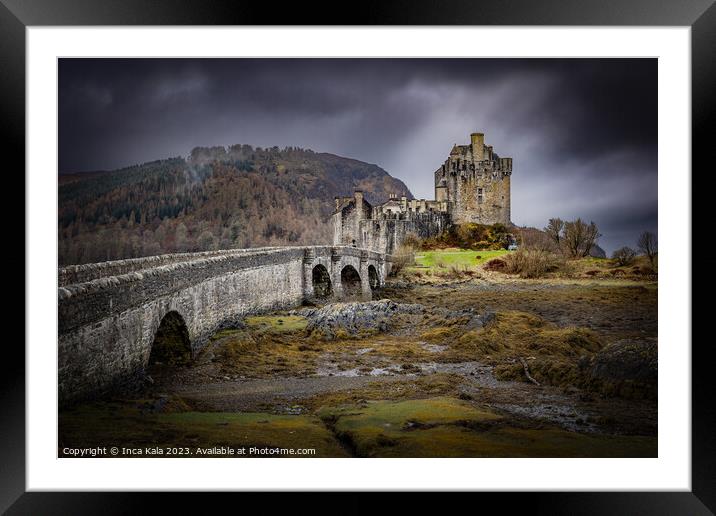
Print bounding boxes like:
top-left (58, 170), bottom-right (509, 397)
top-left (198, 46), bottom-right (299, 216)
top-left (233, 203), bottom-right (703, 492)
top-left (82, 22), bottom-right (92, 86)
top-left (563, 219), bottom-right (601, 258)
top-left (521, 227), bottom-right (559, 253)
top-left (544, 218), bottom-right (564, 247)
top-left (637, 231), bottom-right (658, 267)
top-left (612, 246), bottom-right (637, 266)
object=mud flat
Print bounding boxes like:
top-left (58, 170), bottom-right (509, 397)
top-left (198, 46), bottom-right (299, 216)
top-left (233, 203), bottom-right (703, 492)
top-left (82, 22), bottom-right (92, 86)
top-left (59, 276), bottom-right (657, 458)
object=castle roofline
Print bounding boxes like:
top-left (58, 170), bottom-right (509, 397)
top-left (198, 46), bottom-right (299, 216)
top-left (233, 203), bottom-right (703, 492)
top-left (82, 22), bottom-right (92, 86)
top-left (333, 193), bottom-right (372, 214)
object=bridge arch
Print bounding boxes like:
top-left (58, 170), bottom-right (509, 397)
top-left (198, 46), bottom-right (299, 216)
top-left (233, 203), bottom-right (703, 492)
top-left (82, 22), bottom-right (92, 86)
top-left (340, 264), bottom-right (362, 298)
top-left (368, 264), bottom-right (379, 290)
top-left (312, 264), bottom-right (333, 299)
top-left (148, 310), bottom-right (192, 368)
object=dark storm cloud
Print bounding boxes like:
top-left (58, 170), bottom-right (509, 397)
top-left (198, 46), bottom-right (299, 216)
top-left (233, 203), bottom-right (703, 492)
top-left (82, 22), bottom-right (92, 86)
top-left (58, 58), bottom-right (657, 253)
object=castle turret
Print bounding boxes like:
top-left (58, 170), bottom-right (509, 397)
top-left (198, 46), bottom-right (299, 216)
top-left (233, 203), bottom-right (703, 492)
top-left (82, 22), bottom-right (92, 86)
top-left (471, 132), bottom-right (484, 161)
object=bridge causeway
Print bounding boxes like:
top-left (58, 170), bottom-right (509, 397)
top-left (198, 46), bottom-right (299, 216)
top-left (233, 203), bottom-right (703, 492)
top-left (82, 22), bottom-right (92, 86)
top-left (58, 245), bottom-right (392, 404)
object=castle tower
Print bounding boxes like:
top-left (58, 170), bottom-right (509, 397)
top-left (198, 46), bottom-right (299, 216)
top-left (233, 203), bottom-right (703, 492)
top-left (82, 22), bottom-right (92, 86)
top-left (434, 131), bottom-right (512, 225)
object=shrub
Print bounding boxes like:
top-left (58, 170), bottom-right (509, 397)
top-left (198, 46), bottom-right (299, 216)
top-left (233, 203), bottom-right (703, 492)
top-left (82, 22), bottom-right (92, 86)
top-left (440, 264), bottom-right (478, 279)
top-left (389, 244), bottom-right (415, 276)
top-left (612, 246), bottom-right (637, 266)
top-left (401, 233), bottom-right (422, 249)
top-left (502, 249), bottom-right (564, 278)
top-left (421, 223), bottom-right (512, 250)
top-left (635, 264), bottom-right (657, 277)
top-left (484, 258), bottom-right (506, 271)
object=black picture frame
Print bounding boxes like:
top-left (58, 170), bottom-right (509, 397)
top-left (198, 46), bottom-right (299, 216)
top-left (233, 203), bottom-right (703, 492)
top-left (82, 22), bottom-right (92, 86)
top-left (3, 0), bottom-right (714, 513)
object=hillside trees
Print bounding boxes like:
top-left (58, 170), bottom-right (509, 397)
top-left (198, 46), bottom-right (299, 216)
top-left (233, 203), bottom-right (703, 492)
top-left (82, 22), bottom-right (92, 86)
top-left (58, 145), bottom-right (411, 265)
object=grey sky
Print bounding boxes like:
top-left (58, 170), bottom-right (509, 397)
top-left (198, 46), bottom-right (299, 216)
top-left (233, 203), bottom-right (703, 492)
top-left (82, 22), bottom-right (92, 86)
top-left (59, 58), bottom-right (657, 253)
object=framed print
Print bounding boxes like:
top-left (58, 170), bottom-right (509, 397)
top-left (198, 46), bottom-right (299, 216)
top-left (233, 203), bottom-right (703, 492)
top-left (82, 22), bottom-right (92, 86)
top-left (4, 0), bottom-right (715, 512)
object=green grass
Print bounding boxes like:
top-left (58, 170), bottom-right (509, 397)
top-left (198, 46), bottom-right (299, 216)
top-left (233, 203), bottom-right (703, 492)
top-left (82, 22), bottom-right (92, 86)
top-left (414, 248), bottom-right (509, 270)
top-left (244, 315), bottom-right (308, 333)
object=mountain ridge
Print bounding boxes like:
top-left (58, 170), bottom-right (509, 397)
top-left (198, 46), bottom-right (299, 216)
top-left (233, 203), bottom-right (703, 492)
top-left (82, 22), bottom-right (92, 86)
top-left (58, 145), bottom-right (413, 265)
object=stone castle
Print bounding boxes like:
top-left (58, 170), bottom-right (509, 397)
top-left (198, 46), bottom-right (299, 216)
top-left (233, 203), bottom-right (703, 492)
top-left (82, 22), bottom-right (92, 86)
top-left (333, 131), bottom-right (513, 254)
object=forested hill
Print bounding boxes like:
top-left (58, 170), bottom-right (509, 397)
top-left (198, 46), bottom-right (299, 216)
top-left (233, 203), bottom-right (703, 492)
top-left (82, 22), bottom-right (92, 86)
top-left (58, 145), bottom-right (413, 265)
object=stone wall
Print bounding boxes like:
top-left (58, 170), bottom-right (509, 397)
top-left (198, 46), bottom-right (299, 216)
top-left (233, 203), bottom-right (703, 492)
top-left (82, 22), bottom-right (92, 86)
top-left (333, 194), bottom-right (450, 255)
top-left (358, 211), bottom-right (451, 254)
top-left (451, 171), bottom-right (511, 225)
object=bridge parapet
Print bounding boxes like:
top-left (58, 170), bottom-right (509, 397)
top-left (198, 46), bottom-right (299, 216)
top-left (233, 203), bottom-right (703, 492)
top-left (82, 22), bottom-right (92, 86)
top-left (59, 246), bottom-right (292, 287)
top-left (59, 245), bottom-right (392, 335)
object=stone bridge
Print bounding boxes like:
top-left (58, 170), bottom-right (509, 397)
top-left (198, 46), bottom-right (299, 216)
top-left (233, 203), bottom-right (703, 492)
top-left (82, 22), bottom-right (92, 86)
top-left (58, 245), bottom-right (392, 404)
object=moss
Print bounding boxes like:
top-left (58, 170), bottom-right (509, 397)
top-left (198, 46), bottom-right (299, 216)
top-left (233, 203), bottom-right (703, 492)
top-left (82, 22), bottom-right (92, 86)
top-left (317, 397), bottom-right (656, 458)
top-left (59, 400), bottom-right (349, 457)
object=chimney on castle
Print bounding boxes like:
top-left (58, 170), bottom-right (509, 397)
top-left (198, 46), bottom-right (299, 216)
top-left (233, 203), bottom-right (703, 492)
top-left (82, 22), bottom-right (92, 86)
top-left (471, 132), bottom-right (485, 161)
top-left (334, 196), bottom-right (341, 211)
top-left (400, 195), bottom-right (407, 211)
top-left (354, 190), bottom-right (364, 206)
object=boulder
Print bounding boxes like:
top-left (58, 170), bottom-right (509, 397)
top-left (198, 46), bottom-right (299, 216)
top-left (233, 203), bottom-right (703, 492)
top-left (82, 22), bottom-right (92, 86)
top-left (302, 299), bottom-right (423, 338)
top-left (586, 339), bottom-right (657, 399)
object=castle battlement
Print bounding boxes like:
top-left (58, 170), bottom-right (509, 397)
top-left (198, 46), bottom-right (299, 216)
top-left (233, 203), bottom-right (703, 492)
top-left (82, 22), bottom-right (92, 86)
top-left (333, 131), bottom-right (512, 254)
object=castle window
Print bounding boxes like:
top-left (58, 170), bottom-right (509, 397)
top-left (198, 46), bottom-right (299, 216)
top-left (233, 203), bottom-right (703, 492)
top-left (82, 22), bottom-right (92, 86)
top-left (478, 188), bottom-right (484, 204)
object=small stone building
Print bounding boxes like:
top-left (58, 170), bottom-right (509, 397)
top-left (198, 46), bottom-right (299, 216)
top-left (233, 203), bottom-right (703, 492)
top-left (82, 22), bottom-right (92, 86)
top-left (332, 131), bottom-right (512, 254)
